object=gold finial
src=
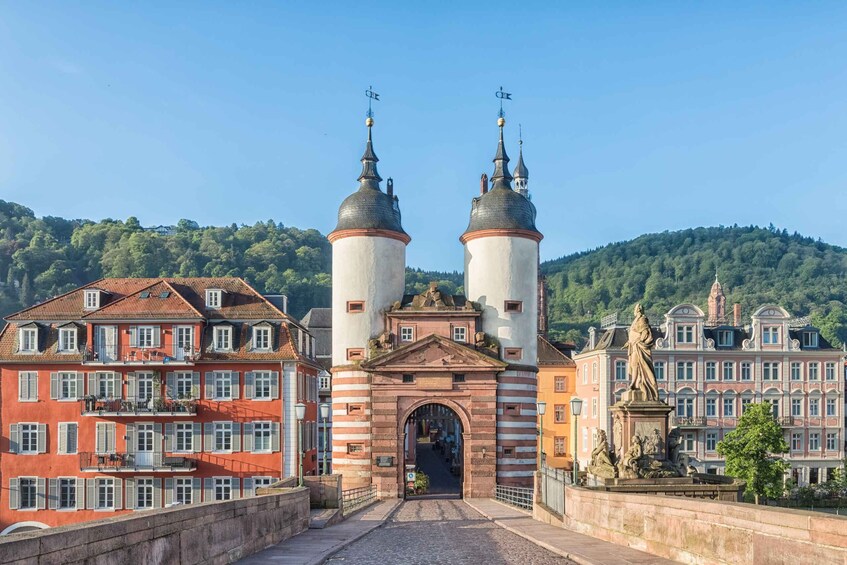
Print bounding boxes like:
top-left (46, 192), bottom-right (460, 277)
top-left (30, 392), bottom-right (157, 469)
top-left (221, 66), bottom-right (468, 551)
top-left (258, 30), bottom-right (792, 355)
top-left (497, 117), bottom-right (505, 127)
top-left (366, 117), bottom-right (374, 127)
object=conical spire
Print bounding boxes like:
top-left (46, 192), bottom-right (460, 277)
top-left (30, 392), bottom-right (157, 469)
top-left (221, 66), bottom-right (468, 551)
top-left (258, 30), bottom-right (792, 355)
top-left (357, 117), bottom-right (382, 187)
top-left (490, 117), bottom-right (513, 188)
top-left (513, 132), bottom-right (529, 198)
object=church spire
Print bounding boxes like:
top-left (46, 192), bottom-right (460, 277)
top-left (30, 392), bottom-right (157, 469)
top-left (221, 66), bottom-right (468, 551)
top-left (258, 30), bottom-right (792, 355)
top-left (490, 117), bottom-right (513, 189)
top-left (357, 117), bottom-right (382, 187)
top-left (513, 125), bottom-right (529, 198)
top-left (708, 272), bottom-right (726, 325)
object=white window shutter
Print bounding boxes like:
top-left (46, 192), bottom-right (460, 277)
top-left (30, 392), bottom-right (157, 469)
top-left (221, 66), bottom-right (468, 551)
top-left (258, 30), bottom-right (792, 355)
top-left (107, 422), bottom-right (116, 453)
top-left (114, 478), bottom-right (123, 510)
top-left (87, 373), bottom-right (97, 398)
top-left (230, 478), bottom-right (241, 500)
top-left (164, 423), bottom-right (174, 452)
top-left (153, 478), bottom-right (162, 509)
top-left (75, 372), bottom-right (84, 400)
top-left (9, 478), bottom-right (18, 510)
top-left (205, 373), bottom-right (215, 399)
top-left (192, 372), bottom-right (200, 399)
top-left (129, 326), bottom-right (138, 347)
top-left (192, 478), bottom-right (201, 504)
top-left (164, 478), bottom-right (174, 507)
top-left (204, 423), bottom-right (213, 452)
top-left (76, 478), bottom-right (85, 510)
top-left (232, 423), bottom-right (241, 452)
top-left (204, 478), bottom-right (213, 502)
top-left (113, 373), bottom-right (123, 399)
top-left (244, 372), bottom-right (254, 399)
top-left (271, 372), bottom-right (279, 399)
top-left (86, 479), bottom-right (95, 510)
top-left (243, 423), bottom-right (254, 453)
top-left (243, 478), bottom-right (254, 497)
top-left (58, 423), bottom-right (68, 454)
top-left (48, 478), bottom-right (58, 510)
top-left (37, 477), bottom-right (46, 509)
top-left (152, 326), bottom-right (161, 348)
top-left (166, 372), bottom-right (175, 399)
top-left (50, 372), bottom-right (59, 400)
top-left (127, 373), bottom-right (136, 401)
top-left (125, 479), bottom-right (136, 510)
top-left (125, 424), bottom-right (136, 454)
top-left (152, 373), bottom-right (161, 401)
top-left (193, 423), bottom-right (202, 453)
top-left (272, 422), bottom-right (280, 452)
top-left (154, 423), bottom-right (163, 453)
top-left (37, 423), bottom-right (47, 453)
top-left (17, 373), bottom-right (24, 401)
top-left (231, 372), bottom-right (240, 399)
top-left (68, 423), bottom-right (78, 454)
top-left (10, 424), bottom-right (19, 453)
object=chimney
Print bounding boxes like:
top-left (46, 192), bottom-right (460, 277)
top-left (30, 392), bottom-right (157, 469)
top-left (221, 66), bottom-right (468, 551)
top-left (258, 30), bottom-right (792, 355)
top-left (733, 303), bottom-right (741, 327)
top-left (387, 177), bottom-right (394, 196)
top-left (282, 294), bottom-right (288, 314)
top-left (480, 173), bottom-right (488, 195)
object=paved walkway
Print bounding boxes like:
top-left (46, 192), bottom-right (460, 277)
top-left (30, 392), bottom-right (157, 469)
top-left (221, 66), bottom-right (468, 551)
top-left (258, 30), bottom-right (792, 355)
top-left (328, 499), bottom-right (573, 564)
top-left (238, 499), bottom-right (402, 565)
top-left (465, 498), bottom-right (677, 565)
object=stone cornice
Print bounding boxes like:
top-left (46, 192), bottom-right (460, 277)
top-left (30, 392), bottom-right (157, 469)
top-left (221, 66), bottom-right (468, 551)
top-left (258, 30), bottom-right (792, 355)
top-left (459, 228), bottom-right (543, 244)
top-left (328, 228), bottom-right (411, 245)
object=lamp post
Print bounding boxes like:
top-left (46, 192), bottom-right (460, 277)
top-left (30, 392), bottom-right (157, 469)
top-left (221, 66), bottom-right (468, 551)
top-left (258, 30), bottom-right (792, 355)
top-left (295, 402), bottom-right (306, 487)
top-left (569, 397), bottom-right (583, 485)
top-left (536, 401), bottom-right (547, 469)
top-left (319, 402), bottom-right (330, 475)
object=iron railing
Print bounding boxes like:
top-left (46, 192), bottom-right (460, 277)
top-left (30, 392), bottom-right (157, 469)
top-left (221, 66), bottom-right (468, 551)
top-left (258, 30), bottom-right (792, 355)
top-left (80, 396), bottom-right (197, 416)
top-left (673, 416), bottom-right (708, 428)
top-left (342, 484), bottom-right (377, 516)
top-left (494, 484), bottom-right (533, 511)
top-left (79, 452), bottom-right (196, 472)
top-left (539, 464), bottom-right (568, 517)
top-left (83, 345), bottom-right (199, 365)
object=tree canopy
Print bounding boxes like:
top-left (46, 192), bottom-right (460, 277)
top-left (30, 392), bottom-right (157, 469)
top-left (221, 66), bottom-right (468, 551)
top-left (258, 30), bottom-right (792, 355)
top-left (717, 402), bottom-right (789, 504)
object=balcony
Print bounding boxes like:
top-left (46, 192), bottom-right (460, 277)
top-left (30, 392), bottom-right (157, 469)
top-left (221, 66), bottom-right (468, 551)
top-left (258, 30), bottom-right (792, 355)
top-left (83, 345), bottom-right (199, 366)
top-left (673, 416), bottom-right (708, 428)
top-left (777, 416), bottom-right (796, 428)
top-left (80, 396), bottom-right (198, 417)
top-left (79, 452), bottom-right (196, 473)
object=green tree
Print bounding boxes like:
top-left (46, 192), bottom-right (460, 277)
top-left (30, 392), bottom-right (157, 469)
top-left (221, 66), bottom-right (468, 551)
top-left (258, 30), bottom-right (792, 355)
top-left (717, 403), bottom-right (789, 504)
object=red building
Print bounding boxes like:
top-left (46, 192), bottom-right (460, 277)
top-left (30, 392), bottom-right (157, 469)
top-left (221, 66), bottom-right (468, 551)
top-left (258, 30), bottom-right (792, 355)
top-left (0, 277), bottom-right (319, 534)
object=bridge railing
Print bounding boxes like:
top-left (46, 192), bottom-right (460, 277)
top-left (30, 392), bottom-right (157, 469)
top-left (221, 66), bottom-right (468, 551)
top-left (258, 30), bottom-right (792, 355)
top-left (539, 463), bottom-right (568, 517)
top-left (342, 484), bottom-right (377, 516)
top-left (494, 484), bottom-right (533, 511)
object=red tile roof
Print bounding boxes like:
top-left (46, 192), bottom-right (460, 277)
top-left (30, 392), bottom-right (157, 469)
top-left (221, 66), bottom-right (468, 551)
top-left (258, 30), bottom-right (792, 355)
top-left (5, 279), bottom-right (158, 321)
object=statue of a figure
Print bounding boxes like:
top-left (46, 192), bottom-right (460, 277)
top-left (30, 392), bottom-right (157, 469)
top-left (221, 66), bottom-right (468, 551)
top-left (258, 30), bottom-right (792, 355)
top-left (643, 428), bottom-right (663, 456)
top-left (667, 428), bottom-right (682, 467)
top-left (623, 304), bottom-right (659, 401)
top-left (588, 429), bottom-right (617, 478)
top-left (619, 434), bottom-right (644, 478)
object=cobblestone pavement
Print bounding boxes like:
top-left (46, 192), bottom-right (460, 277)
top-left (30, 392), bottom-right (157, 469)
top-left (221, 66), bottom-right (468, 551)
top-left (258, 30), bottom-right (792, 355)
top-left (326, 500), bottom-right (574, 565)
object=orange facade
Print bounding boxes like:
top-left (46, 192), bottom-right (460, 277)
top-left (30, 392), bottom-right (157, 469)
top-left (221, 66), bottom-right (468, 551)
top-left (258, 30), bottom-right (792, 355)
top-left (0, 277), bottom-right (319, 533)
top-left (537, 336), bottom-right (577, 470)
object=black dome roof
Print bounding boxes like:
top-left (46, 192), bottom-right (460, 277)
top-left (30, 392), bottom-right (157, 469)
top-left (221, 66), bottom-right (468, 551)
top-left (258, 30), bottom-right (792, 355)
top-left (463, 185), bottom-right (539, 235)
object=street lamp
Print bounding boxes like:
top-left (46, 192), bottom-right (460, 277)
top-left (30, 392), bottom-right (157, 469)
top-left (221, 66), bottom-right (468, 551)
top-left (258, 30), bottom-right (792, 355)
top-left (295, 402), bottom-right (306, 486)
top-left (536, 401), bottom-right (547, 469)
top-left (319, 402), bottom-right (330, 476)
top-left (569, 397), bottom-right (583, 486)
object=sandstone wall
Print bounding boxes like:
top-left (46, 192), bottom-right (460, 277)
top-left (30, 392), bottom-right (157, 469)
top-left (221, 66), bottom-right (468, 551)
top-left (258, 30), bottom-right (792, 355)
top-left (558, 486), bottom-right (847, 565)
top-left (0, 487), bottom-right (309, 565)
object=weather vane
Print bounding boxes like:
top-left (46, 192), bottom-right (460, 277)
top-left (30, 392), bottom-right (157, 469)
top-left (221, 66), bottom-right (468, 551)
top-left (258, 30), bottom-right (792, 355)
top-left (365, 85), bottom-right (380, 119)
top-left (496, 86), bottom-right (512, 119)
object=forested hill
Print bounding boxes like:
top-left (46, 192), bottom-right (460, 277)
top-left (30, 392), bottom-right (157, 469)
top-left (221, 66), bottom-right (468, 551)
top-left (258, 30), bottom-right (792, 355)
top-left (3, 200), bottom-right (846, 347)
top-left (542, 225), bottom-right (847, 346)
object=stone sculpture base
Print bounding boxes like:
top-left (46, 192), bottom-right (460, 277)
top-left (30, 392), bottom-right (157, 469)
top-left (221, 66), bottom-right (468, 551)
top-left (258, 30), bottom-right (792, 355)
top-left (610, 391), bottom-right (680, 478)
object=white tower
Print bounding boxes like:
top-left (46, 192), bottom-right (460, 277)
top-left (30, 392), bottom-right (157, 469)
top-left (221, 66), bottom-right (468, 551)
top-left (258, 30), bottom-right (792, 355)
top-left (460, 116), bottom-right (542, 486)
top-left (328, 117), bottom-right (409, 488)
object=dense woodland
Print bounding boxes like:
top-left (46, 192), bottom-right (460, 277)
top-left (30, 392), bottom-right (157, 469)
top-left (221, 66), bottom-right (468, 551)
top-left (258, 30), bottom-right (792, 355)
top-left (2, 200), bottom-right (846, 347)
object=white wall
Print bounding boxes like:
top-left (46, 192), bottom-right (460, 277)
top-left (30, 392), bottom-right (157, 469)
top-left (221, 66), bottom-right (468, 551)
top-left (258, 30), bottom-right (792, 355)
top-left (331, 235), bottom-right (406, 366)
top-left (464, 235), bottom-right (538, 363)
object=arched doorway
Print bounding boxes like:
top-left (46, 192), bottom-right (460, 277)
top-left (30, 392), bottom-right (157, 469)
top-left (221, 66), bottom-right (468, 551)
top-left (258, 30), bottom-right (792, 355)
top-left (403, 403), bottom-right (464, 499)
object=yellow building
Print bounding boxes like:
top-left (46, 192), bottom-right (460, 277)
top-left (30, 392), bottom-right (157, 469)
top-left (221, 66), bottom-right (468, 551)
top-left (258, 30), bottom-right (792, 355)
top-left (537, 335), bottom-right (576, 470)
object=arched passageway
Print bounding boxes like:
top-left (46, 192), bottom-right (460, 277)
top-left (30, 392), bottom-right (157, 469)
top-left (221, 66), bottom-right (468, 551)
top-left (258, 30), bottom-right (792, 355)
top-left (404, 403), bottom-right (464, 498)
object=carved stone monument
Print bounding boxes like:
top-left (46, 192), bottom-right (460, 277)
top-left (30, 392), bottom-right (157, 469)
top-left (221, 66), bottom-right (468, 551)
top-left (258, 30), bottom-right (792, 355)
top-left (604, 304), bottom-right (682, 480)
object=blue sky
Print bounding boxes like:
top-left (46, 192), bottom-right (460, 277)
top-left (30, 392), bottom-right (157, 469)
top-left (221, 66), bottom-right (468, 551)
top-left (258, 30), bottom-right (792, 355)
top-left (2, 3), bottom-right (847, 271)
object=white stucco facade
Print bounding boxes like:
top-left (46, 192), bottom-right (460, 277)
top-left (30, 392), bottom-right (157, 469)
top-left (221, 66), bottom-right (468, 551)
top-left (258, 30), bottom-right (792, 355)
top-left (331, 235), bottom-right (406, 366)
top-left (464, 235), bottom-right (539, 363)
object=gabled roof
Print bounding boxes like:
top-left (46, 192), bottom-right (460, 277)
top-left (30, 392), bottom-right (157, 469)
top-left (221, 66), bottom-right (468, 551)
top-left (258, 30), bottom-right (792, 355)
top-left (83, 280), bottom-right (203, 320)
top-left (301, 308), bottom-right (332, 329)
top-left (362, 333), bottom-right (507, 372)
top-left (5, 278), bottom-right (158, 321)
top-left (537, 335), bottom-right (575, 366)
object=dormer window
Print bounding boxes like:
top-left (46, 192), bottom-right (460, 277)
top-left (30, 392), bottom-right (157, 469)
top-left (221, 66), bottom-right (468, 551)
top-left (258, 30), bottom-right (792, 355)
top-left (84, 290), bottom-right (101, 310)
top-left (58, 327), bottom-right (77, 352)
top-left (802, 331), bottom-right (818, 348)
top-left (214, 326), bottom-right (232, 351)
top-left (18, 327), bottom-right (38, 353)
top-left (676, 325), bottom-right (694, 344)
top-left (717, 330), bottom-right (733, 347)
top-left (763, 327), bottom-right (780, 344)
top-left (206, 289), bottom-right (223, 309)
top-left (253, 325), bottom-right (271, 351)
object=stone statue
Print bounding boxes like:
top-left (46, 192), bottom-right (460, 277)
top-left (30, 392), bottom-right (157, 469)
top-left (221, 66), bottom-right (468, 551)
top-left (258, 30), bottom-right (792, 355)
top-left (619, 434), bottom-right (644, 479)
top-left (667, 428), bottom-right (682, 466)
top-left (411, 282), bottom-right (454, 309)
top-left (623, 304), bottom-right (659, 401)
top-left (643, 428), bottom-right (663, 456)
top-left (588, 429), bottom-right (617, 478)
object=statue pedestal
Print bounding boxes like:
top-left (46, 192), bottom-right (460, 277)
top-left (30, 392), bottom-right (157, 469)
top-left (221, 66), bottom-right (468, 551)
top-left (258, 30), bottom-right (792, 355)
top-left (610, 391), bottom-right (673, 467)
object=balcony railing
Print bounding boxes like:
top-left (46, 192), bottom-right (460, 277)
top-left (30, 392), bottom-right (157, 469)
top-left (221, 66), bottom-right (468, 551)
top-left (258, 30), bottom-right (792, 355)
top-left (777, 416), bottom-right (796, 427)
top-left (79, 452), bottom-right (196, 472)
top-left (80, 396), bottom-right (198, 417)
top-left (83, 345), bottom-right (200, 365)
top-left (673, 416), bottom-right (708, 428)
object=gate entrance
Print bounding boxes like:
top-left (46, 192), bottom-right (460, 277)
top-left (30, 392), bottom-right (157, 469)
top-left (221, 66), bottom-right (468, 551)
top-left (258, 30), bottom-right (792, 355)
top-left (403, 403), bottom-right (463, 499)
